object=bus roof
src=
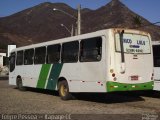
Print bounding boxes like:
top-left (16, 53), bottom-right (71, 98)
top-left (11, 28), bottom-right (150, 52)
top-left (152, 41), bottom-right (160, 45)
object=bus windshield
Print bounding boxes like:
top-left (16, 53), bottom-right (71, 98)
top-left (115, 33), bottom-right (151, 54)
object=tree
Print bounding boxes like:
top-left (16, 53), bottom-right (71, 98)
top-left (133, 16), bottom-right (142, 28)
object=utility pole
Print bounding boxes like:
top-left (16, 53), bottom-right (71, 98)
top-left (53, 4), bottom-right (81, 35)
top-left (77, 4), bottom-right (81, 35)
top-left (71, 24), bottom-right (74, 36)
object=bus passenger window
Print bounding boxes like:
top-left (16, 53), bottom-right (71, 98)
top-left (47, 44), bottom-right (60, 63)
top-left (62, 41), bottom-right (79, 63)
top-left (16, 51), bottom-right (23, 65)
top-left (34, 47), bottom-right (46, 64)
top-left (80, 37), bottom-right (102, 62)
top-left (10, 52), bottom-right (16, 72)
top-left (24, 49), bottom-right (34, 65)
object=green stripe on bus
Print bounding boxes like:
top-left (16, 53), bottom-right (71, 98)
top-left (36, 64), bottom-right (51, 89)
top-left (106, 81), bottom-right (154, 92)
top-left (46, 63), bottom-right (63, 90)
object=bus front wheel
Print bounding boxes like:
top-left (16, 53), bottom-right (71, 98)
top-left (16, 77), bottom-right (26, 91)
top-left (58, 80), bottom-right (73, 100)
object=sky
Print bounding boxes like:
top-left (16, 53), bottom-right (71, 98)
top-left (0, 0), bottom-right (160, 24)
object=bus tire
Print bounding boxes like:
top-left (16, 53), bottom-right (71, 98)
top-left (58, 80), bottom-right (73, 100)
top-left (16, 77), bottom-right (26, 91)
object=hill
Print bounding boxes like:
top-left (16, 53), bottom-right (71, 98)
top-left (0, 0), bottom-right (160, 52)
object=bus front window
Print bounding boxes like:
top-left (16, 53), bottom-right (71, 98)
top-left (153, 45), bottom-right (160, 67)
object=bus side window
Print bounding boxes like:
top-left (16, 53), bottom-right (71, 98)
top-left (16, 51), bottom-right (23, 66)
top-left (80, 37), bottom-right (102, 62)
top-left (47, 44), bottom-right (61, 63)
top-left (62, 41), bottom-right (79, 63)
top-left (10, 52), bottom-right (16, 72)
top-left (34, 47), bottom-right (46, 64)
top-left (24, 49), bottom-right (34, 65)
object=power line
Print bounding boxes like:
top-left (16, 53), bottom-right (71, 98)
top-left (133, 21), bottom-right (160, 29)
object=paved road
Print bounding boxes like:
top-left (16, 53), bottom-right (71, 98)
top-left (0, 79), bottom-right (160, 120)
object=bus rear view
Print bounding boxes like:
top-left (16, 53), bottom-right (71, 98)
top-left (107, 29), bottom-right (154, 92)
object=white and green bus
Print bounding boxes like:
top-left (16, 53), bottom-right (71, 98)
top-left (9, 28), bottom-right (154, 100)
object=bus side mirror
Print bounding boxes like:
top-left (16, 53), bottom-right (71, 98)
top-left (119, 30), bottom-right (125, 74)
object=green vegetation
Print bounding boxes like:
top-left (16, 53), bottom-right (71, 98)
top-left (133, 16), bottom-right (142, 27)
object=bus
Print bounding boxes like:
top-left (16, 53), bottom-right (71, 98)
top-left (152, 41), bottom-right (160, 91)
top-left (9, 28), bottom-right (154, 100)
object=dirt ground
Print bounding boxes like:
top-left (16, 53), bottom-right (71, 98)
top-left (0, 79), bottom-right (160, 120)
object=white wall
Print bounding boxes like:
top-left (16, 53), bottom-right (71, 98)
top-left (8, 45), bottom-right (16, 57)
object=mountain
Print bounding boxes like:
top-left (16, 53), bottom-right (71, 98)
top-left (82, 0), bottom-right (160, 37)
top-left (0, 2), bottom-right (77, 47)
top-left (0, 0), bottom-right (160, 52)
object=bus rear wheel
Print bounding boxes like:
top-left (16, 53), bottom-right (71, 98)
top-left (16, 77), bottom-right (26, 91)
top-left (58, 80), bottom-right (73, 100)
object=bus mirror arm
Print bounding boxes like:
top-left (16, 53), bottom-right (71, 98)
top-left (120, 62), bottom-right (125, 74)
top-left (119, 30), bottom-right (125, 74)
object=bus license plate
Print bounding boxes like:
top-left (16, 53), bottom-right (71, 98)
top-left (130, 76), bottom-right (139, 81)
